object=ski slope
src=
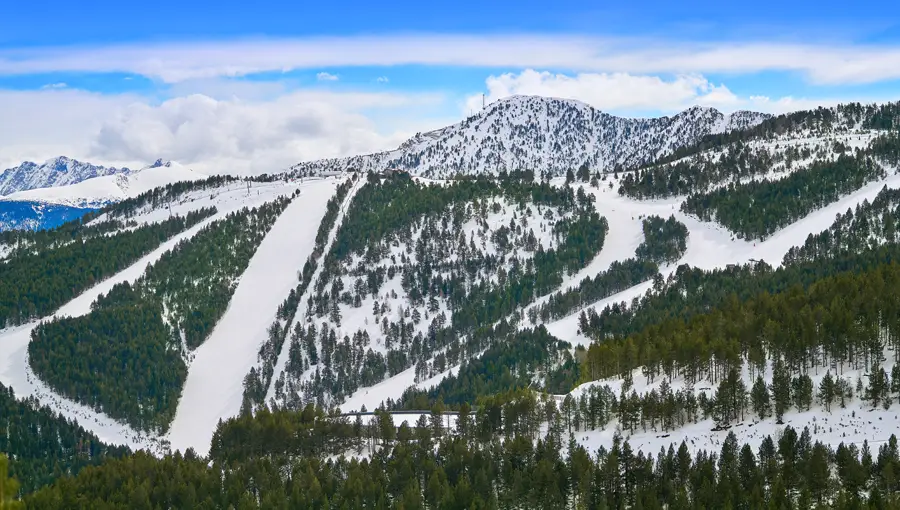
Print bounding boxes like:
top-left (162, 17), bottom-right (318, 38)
top-left (324, 171), bottom-right (900, 419)
top-left (167, 179), bottom-right (337, 455)
top-left (0, 180), bottom-right (300, 452)
top-left (263, 177), bottom-right (366, 405)
top-left (543, 171), bottom-right (900, 345)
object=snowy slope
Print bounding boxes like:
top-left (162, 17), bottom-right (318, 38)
top-left (566, 353), bottom-right (900, 457)
top-left (289, 96), bottom-right (770, 179)
top-left (167, 179), bottom-right (337, 455)
top-left (263, 176), bottom-right (366, 405)
top-left (542, 171), bottom-right (900, 346)
top-left (0, 156), bottom-right (132, 197)
top-left (0, 179), bottom-right (301, 452)
top-left (2, 160), bottom-right (207, 208)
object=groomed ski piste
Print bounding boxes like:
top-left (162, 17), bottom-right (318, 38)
top-left (166, 177), bottom-right (343, 455)
top-left (0, 177), bottom-right (340, 453)
top-left (263, 177), bottom-right (366, 408)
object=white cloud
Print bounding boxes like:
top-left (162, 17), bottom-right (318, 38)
top-left (465, 69), bottom-right (894, 116)
top-left (0, 89), bottom-right (137, 170)
top-left (3, 35), bottom-right (900, 84)
top-left (467, 70), bottom-right (738, 114)
top-left (41, 82), bottom-right (67, 89)
top-left (0, 88), bottom-right (449, 175)
top-left (376, 76), bottom-right (389, 83)
top-left (316, 72), bottom-right (339, 81)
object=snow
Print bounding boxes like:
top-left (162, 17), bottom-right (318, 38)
top-left (565, 353), bottom-right (900, 457)
top-left (166, 179), bottom-right (337, 456)
top-left (543, 171), bottom-right (900, 346)
top-left (2, 162), bottom-right (207, 208)
top-left (265, 176), bottom-right (365, 403)
top-left (0, 156), bottom-right (132, 197)
top-left (0, 179), bottom-right (301, 453)
top-left (338, 361), bottom-right (463, 414)
top-left (290, 96), bottom-right (770, 179)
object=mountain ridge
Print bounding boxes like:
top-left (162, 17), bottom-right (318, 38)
top-left (289, 95), bottom-right (772, 179)
top-left (0, 156), bottom-right (134, 197)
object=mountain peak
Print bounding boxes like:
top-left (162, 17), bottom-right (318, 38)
top-left (290, 97), bottom-right (772, 179)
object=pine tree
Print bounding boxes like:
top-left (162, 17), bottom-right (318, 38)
top-left (772, 358), bottom-right (792, 423)
top-left (818, 371), bottom-right (836, 412)
top-left (750, 375), bottom-right (771, 420)
top-left (791, 374), bottom-right (813, 412)
top-left (892, 364), bottom-right (900, 405)
top-left (866, 361), bottom-right (887, 409)
top-left (0, 455), bottom-right (23, 510)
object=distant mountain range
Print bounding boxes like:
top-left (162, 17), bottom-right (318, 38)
top-left (0, 158), bottom-right (206, 231)
top-left (0, 97), bottom-right (772, 230)
top-left (0, 157), bottom-right (134, 197)
top-left (289, 95), bottom-right (772, 179)
top-left (1, 159), bottom-right (206, 208)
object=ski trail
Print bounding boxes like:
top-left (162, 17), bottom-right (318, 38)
top-left (0, 215), bottom-right (223, 453)
top-left (166, 180), bottom-right (336, 455)
top-left (0, 183), bottom-right (299, 453)
top-left (264, 176), bottom-right (364, 403)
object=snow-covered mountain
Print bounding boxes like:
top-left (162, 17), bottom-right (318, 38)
top-left (290, 95), bottom-right (771, 179)
top-left (0, 156), bottom-right (133, 197)
top-left (2, 160), bottom-right (208, 208)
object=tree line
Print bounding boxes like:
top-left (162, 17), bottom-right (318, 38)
top-left (11, 393), bottom-right (900, 509)
top-left (0, 383), bottom-right (130, 495)
top-left (580, 261), bottom-right (900, 389)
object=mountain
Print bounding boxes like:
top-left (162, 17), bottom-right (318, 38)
top-left (9, 97), bottom-right (900, 507)
top-left (2, 160), bottom-right (208, 208)
top-left (289, 95), bottom-right (771, 179)
top-left (0, 156), bottom-right (132, 197)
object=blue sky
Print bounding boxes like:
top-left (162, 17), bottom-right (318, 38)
top-left (2, 0), bottom-right (900, 174)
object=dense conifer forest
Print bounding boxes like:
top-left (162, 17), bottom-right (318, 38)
top-left (0, 383), bottom-right (130, 495)
top-left (681, 150), bottom-right (888, 240)
top-left (11, 397), bottom-right (900, 509)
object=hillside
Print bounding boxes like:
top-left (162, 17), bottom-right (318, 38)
top-left (7, 97), bottom-right (900, 508)
top-left (289, 95), bottom-right (771, 179)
